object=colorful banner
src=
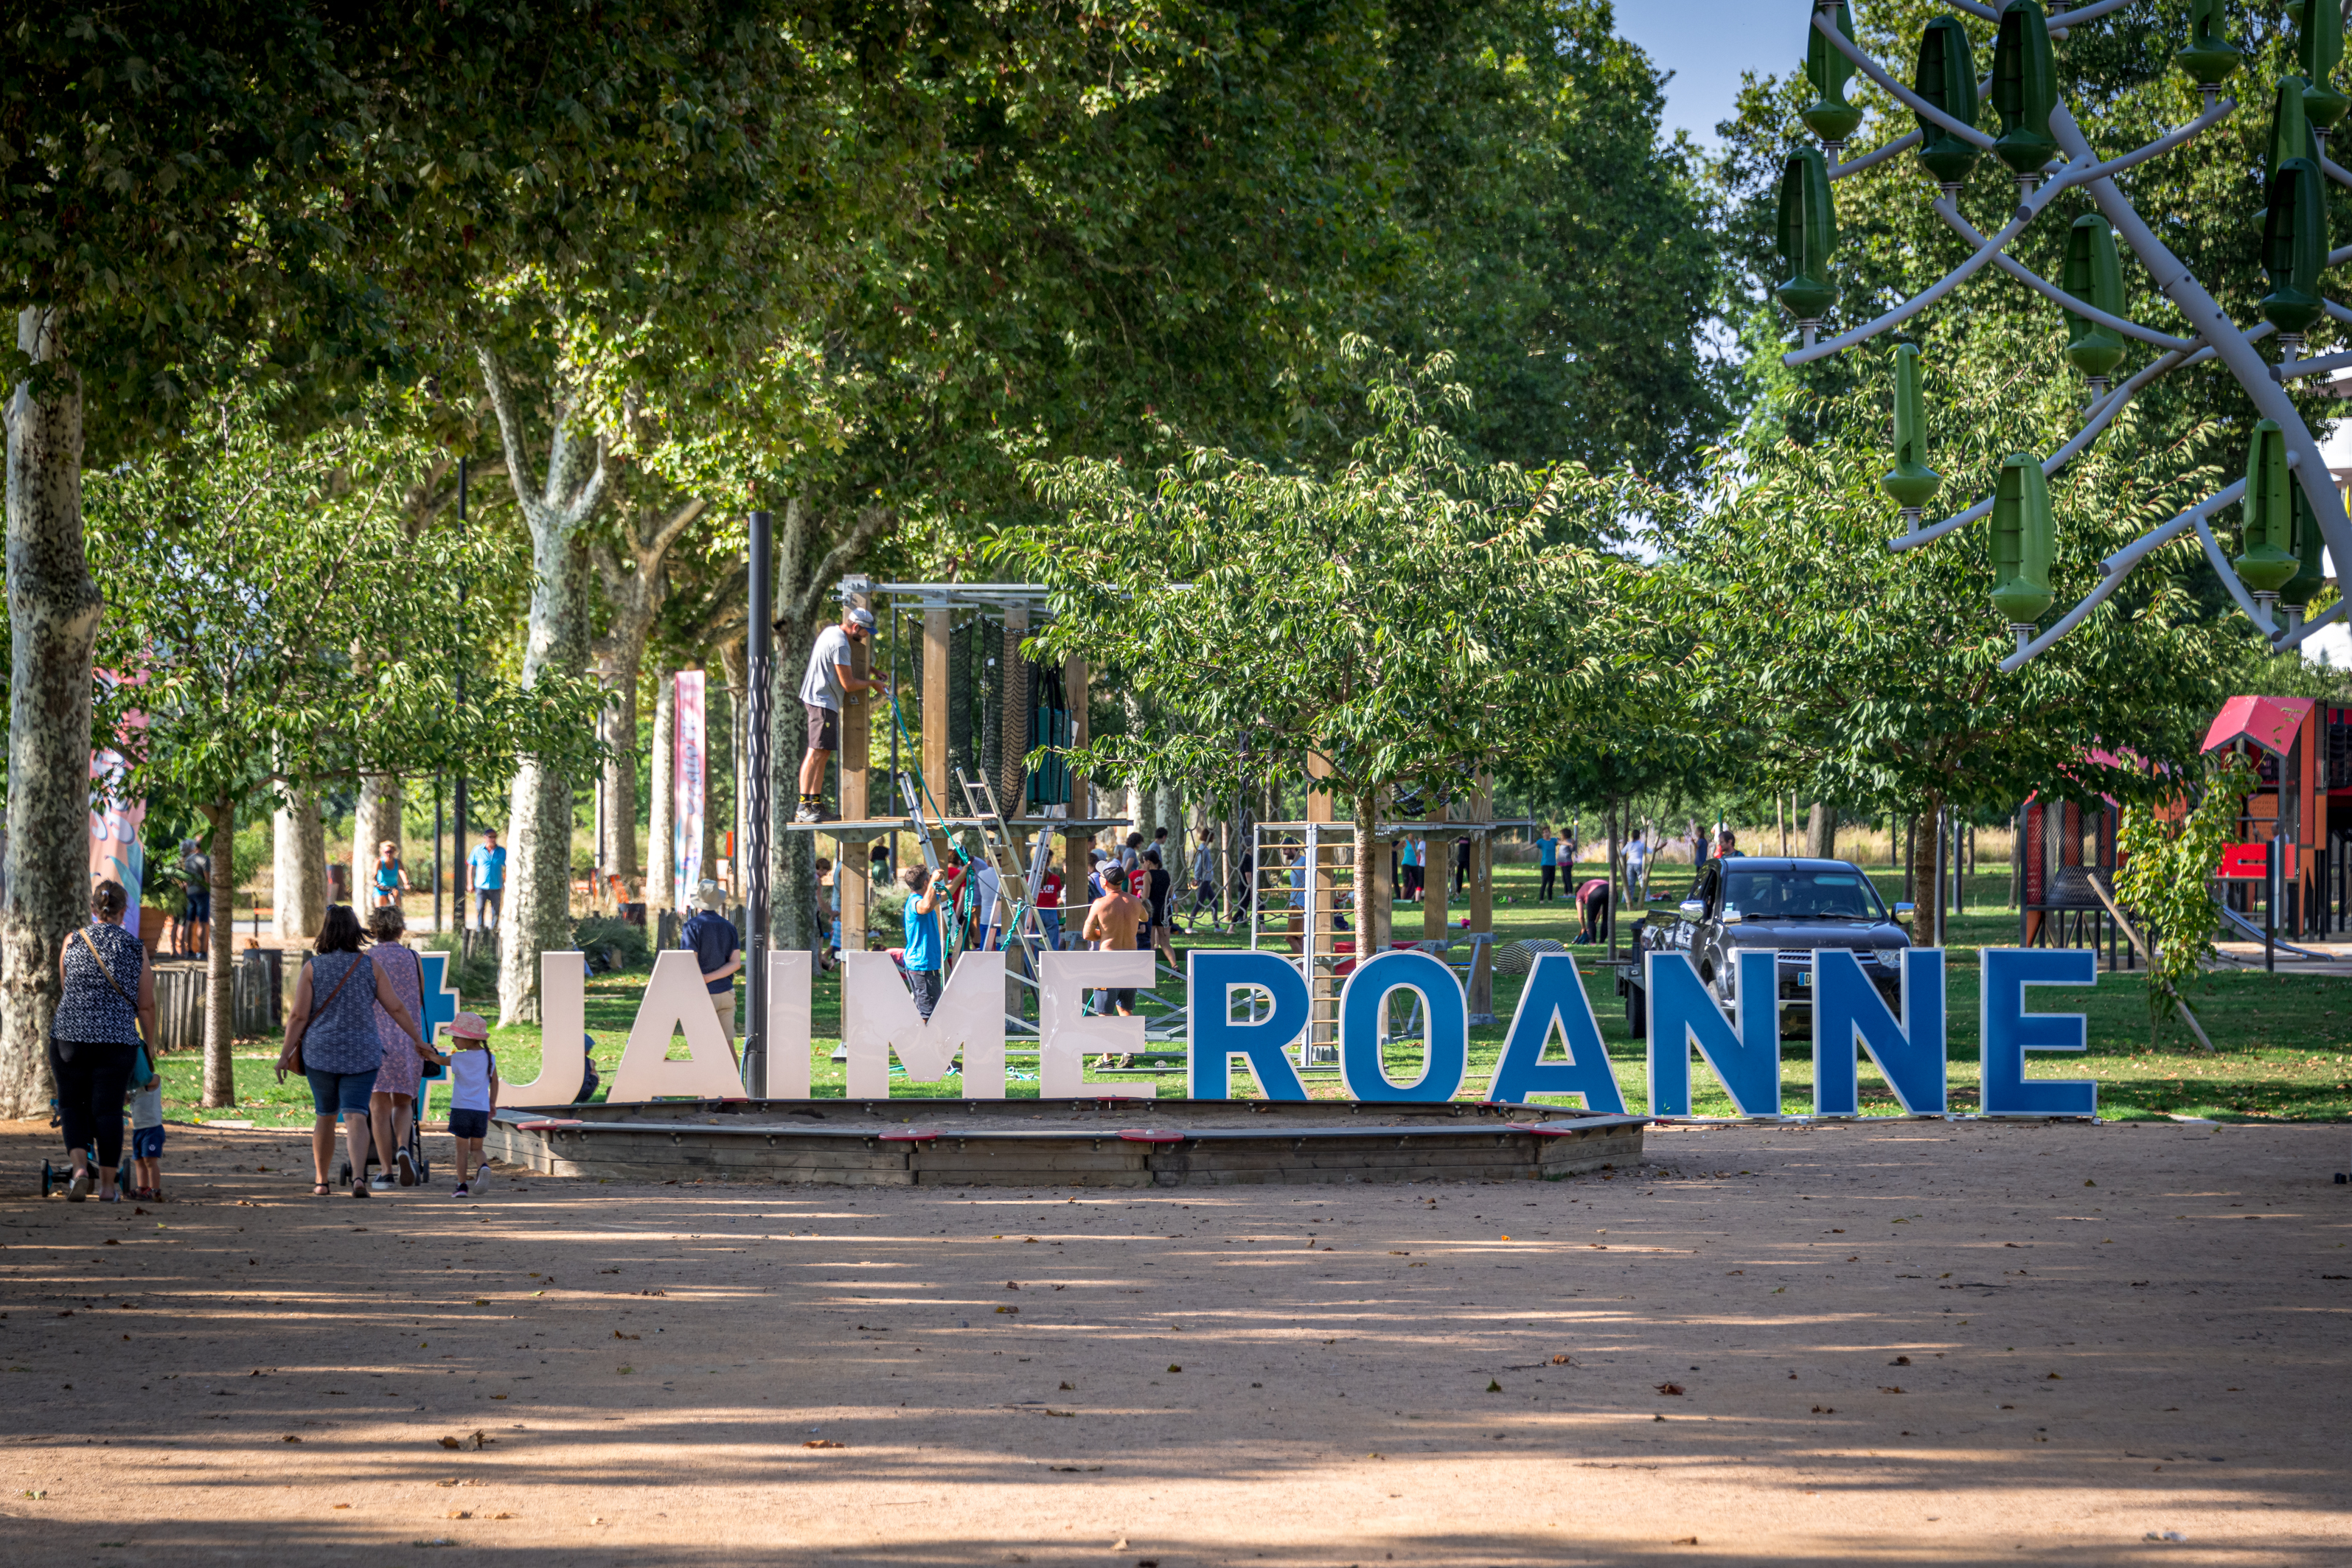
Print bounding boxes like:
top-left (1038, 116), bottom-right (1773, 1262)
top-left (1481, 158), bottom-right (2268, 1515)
top-left (673, 670), bottom-right (706, 910)
top-left (90, 694), bottom-right (147, 938)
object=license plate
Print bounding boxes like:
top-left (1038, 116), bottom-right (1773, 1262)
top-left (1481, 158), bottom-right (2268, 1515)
top-left (1796, 971), bottom-right (1811, 989)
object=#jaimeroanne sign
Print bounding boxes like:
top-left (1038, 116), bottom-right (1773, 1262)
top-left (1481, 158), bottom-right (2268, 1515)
top-left (497, 947), bottom-right (2100, 1118)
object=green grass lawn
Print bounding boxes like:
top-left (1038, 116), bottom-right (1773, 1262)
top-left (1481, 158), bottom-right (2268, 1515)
top-left (159, 858), bottom-right (2352, 1126)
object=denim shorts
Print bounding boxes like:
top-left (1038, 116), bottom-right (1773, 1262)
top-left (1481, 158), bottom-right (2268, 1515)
top-left (448, 1107), bottom-right (490, 1140)
top-left (131, 1125), bottom-right (165, 1160)
top-left (306, 1068), bottom-right (377, 1116)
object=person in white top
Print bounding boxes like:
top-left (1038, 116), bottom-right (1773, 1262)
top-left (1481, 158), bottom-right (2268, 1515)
top-left (441, 1011), bottom-right (501, 1199)
top-left (1624, 832), bottom-right (1650, 907)
top-left (794, 607), bottom-right (881, 823)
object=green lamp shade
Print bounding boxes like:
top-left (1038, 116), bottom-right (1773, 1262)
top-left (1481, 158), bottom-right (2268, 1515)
top-left (2283, 478), bottom-right (2330, 610)
top-left (1913, 17), bottom-right (1982, 186)
top-left (1774, 147), bottom-right (1837, 320)
top-left (1991, 1), bottom-right (2059, 177)
top-left (2239, 420), bottom-right (2302, 594)
top-left (1882, 343), bottom-right (1941, 510)
top-left (2176, 0), bottom-right (2241, 87)
top-left (1802, 1), bottom-right (1865, 144)
top-left (1990, 453), bottom-right (2055, 625)
top-left (2271, 76), bottom-right (2320, 176)
top-left (2300, 0), bottom-right (2350, 128)
top-left (2059, 217), bottom-right (2125, 381)
top-left (2261, 158), bottom-right (2327, 336)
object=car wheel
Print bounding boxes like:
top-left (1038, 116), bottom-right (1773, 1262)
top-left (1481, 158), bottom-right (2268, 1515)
top-left (1625, 984), bottom-right (1646, 1039)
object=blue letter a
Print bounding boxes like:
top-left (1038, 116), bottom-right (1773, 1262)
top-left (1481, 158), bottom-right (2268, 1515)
top-left (1646, 950), bottom-right (1780, 1117)
top-left (1812, 948), bottom-right (1946, 1115)
top-left (1189, 950), bottom-right (1310, 1100)
top-left (1484, 953), bottom-right (1626, 1112)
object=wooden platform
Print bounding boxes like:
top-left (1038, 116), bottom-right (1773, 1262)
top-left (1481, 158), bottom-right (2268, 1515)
top-left (484, 1097), bottom-right (1647, 1188)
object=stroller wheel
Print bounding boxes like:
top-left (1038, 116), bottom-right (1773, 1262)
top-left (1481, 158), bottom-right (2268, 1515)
top-left (338, 1160), bottom-right (352, 1185)
top-left (41, 1160), bottom-right (56, 1198)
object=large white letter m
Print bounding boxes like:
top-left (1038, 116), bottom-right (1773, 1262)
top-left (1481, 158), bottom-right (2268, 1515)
top-left (840, 950), bottom-right (1008, 1098)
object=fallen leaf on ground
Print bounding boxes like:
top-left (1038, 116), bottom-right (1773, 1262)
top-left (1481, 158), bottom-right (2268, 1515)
top-left (1656, 1383), bottom-right (1684, 1395)
top-left (803, 1440), bottom-right (846, 1449)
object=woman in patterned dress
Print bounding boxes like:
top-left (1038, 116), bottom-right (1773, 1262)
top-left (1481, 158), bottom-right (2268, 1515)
top-left (276, 905), bottom-right (431, 1198)
top-left (364, 905), bottom-right (442, 1189)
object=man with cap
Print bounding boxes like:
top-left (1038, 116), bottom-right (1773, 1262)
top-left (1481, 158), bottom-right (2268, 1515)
top-left (683, 880), bottom-right (743, 1061)
top-left (796, 604), bottom-right (882, 824)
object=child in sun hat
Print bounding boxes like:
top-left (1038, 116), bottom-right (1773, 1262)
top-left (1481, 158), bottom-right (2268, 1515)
top-left (442, 1011), bottom-right (500, 1199)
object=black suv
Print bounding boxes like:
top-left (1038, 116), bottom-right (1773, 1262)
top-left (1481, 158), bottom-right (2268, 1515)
top-left (1617, 857), bottom-right (1913, 1039)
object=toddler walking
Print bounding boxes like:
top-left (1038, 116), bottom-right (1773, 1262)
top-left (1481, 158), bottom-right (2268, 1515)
top-left (128, 1053), bottom-right (165, 1201)
top-left (443, 1012), bottom-right (500, 1199)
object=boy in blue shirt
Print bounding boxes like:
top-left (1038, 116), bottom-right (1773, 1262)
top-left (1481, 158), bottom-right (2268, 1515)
top-left (681, 881), bottom-right (742, 1058)
top-left (1534, 829), bottom-right (1559, 902)
top-left (900, 865), bottom-right (947, 1019)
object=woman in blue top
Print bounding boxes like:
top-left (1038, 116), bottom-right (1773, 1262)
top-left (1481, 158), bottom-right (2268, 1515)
top-left (276, 905), bottom-right (433, 1199)
top-left (49, 880), bottom-right (157, 1202)
top-left (1535, 829), bottom-right (1560, 903)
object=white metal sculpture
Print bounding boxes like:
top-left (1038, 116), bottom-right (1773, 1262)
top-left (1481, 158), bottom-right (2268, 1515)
top-left (1776, 0), bottom-right (2348, 669)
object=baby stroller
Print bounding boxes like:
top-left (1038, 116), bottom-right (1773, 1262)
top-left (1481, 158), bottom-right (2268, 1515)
top-left (339, 1056), bottom-right (445, 1188)
top-left (41, 1098), bottom-right (133, 1198)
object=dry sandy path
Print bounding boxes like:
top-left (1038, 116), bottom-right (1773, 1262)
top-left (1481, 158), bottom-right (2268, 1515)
top-left (0, 1118), bottom-right (2345, 1566)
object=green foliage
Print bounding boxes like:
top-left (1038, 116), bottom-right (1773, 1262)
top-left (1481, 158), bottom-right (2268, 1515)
top-left (2114, 756), bottom-right (2258, 1048)
top-left (1009, 342), bottom-right (1649, 819)
top-left (424, 929), bottom-right (501, 1004)
top-left (85, 388), bottom-right (605, 821)
top-left (1665, 332), bottom-right (2246, 830)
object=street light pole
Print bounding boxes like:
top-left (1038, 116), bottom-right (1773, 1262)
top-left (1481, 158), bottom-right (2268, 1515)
top-left (742, 510), bottom-right (774, 1097)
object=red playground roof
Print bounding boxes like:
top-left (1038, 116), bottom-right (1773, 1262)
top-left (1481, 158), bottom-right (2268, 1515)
top-left (2202, 694), bottom-right (2314, 757)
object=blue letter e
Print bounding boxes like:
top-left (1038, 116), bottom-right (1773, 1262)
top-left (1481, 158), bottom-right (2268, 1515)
top-left (1189, 949), bottom-right (1309, 1100)
top-left (1980, 947), bottom-right (2098, 1118)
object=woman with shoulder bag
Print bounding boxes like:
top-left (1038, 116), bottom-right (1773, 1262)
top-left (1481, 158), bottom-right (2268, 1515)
top-left (363, 905), bottom-right (447, 1189)
top-left (277, 905), bottom-right (430, 1199)
top-left (49, 880), bottom-right (158, 1202)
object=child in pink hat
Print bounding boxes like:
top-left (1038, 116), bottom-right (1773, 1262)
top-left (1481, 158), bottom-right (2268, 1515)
top-left (442, 1012), bottom-right (500, 1199)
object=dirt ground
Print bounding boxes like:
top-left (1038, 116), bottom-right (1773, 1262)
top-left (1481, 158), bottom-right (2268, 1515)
top-left (1, 1117), bottom-right (2346, 1567)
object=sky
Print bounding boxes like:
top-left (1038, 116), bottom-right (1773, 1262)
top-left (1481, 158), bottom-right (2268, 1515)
top-left (1614, 0), bottom-right (1801, 146)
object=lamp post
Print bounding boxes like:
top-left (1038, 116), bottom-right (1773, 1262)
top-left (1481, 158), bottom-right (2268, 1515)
top-left (742, 509), bottom-right (774, 1098)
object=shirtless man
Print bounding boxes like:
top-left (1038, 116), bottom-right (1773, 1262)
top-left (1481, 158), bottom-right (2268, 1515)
top-left (1081, 868), bottom-right (1148, 1023)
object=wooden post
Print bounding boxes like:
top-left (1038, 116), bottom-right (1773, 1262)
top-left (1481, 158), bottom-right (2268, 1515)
top-left (1422, 812), bottom-right (1448, 945)
top-left (1467, 778), bottom-right (1495, 1022)
top-left (922, 608), bottom-right (950, 860)
top-left (839, 589), bottom-right (871, 955)
top-left (1305, 753), bottom-right (1337, 1061)
top-left (1060, 655), bottom-right (1090, 923)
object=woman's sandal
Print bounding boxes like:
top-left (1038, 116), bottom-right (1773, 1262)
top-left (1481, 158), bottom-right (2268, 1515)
top-left (312, 1182), bottom-right (332, 1196)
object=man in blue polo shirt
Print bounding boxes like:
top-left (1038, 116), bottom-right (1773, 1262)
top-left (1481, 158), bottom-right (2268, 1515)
top-left (467, 829), bottom-right (507, 931)
top-left (681, 880), bottom-right (743, 1060)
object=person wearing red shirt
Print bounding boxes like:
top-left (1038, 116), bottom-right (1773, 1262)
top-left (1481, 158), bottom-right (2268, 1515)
top-left (1033, 848), bottom-right (1067, 951)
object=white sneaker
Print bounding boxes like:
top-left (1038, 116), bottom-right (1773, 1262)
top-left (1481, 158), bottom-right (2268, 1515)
top-left (66, 1168), bottom-right (90, 1202)
top-left (370, 1174), bottom-right (395, 1191)
top-left (792, 803), bottom-right (822, 824)
top-left (395, 1149), bottom-right (417, 1187)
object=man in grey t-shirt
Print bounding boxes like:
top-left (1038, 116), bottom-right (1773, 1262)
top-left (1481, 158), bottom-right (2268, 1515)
top-left (795, 606), bottom-right (880, 823)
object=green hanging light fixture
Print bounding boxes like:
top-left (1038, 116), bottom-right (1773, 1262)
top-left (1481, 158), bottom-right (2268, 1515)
top-left (2270, 75), bottom-right (2319, 176)
top-left (1882, 344), bottom-right (1940, 521)
top-left (1774, 146), bottom-right (1837, 340)
top-left (2059, 216), bottom-right (2125, 395)
top-left (1802, 1), bottom-right (1864, 156)
top-left (2176, 0), bottom-right (2239, 104)
top-left (2238, 420), bottom-right (2302, 613)
top-left (1991, 1), bottom-right (2059, 189)
top-left (2299, 0), bottom-right (2349, 136)
top-left (1990, 453), bottom-right (2055, 652)
top-left (2260, 157), bottom-right (2327, 353)
top-left (2280, 477), bottom-right (2330, 633)
top-left (1913, 17), bottom-right (1981, 192)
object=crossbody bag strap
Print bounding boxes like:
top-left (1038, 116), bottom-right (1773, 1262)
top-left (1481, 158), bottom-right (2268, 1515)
top-left (312, 951), bottom-right (364, 1018)
top-left (76, 927), bottom-right (136, 1008)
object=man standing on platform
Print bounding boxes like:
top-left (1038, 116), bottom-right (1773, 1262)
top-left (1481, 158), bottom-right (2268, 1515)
top-left (794, 607), bottom-right (880, 824)
top-left (683, 880), bottom-right (743, 1062)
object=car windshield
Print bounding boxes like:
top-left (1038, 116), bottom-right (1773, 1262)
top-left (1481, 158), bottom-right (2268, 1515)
top-left (1722, 868), bottom-right (1887, 921)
